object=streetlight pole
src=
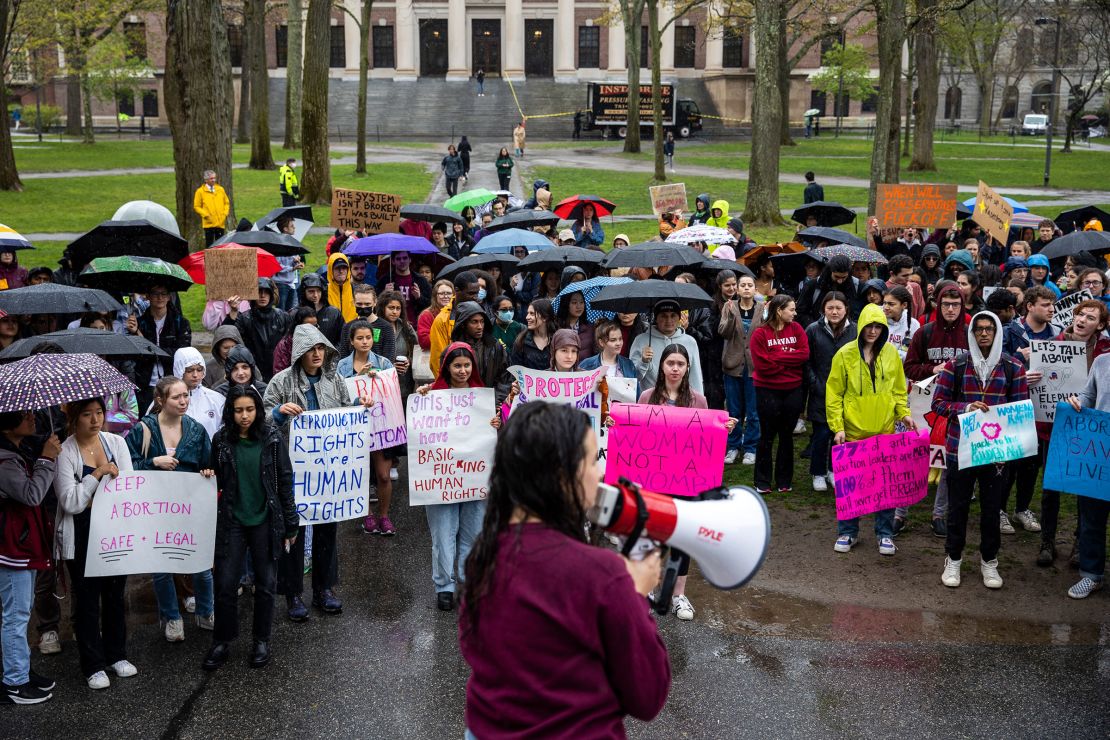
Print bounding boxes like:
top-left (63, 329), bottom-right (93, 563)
top-left (1037, 17), bottom-right (1061, 188)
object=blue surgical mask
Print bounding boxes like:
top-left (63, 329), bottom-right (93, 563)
top-left (497, 309), bottom-right (514, 323)
top-left (477, 288), bottom-right (487, 302)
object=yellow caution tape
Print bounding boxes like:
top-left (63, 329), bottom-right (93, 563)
top-left (699, 113), bottom-right (749, 123)
top-left (505, 78), bottom-right (577, 121)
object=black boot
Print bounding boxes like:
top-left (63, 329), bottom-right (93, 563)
top-left (437, 591), bottom-right (454, 611)
top-left (249, 640), bottom-right (271, 669)
top-left (203, 642), bottom-right (231, 671)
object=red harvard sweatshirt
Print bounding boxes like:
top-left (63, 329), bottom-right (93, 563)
top-left (750, 321), bottom-right (810, 390)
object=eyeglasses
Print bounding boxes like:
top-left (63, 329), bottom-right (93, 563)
top-left (972, 326), bottom-right (996, 334)
top-left (940, 302), bottom-right (963, 309)
top-left (1081, 280), bottom-right (1104, 289)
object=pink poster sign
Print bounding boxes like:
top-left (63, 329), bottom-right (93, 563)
top-left (831, 431), bottom-right (930, 520)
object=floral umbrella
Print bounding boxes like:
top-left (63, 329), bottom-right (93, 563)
top-left (665, 225), bottom-right (736, 246)
top-left (811, 244), bottom-right (887, 264)
top-left (0, 353), bottom-right (133, 413)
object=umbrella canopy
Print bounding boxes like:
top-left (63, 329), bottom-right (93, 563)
top-left (956, 202), bottom-right (973, 220)
top-left (738, 242), bottom-right (808, 265)
top-left (695, 258), bottom-right (756, 278)
top-left (472, 228), bottom-right (554, 254)
top-left (0, 283), bottom-right (123, 316)
top-left (0, 328), bottom-right (167, 362)
top-left (804, 108), bottom-right (822, 117)
top-left (1011, 212), bottom-right (1048, 230)
top-left (796, 226), bottom-right (867, 249)
top-left (444, 188), bottom-right (497, 212)
top-left (78, 255), bottom-right (195, 294)
top-left (552, 276), bottom-right (632, 323)
top-left (0, 223), bottom-right (34, 251)
top-left (343, 233), bottom-right (440, 257)
top-left (254, 205), bottom-right (314, 241)
top-left (665, 225), bottom-right (736, 246)
top-left (1037, 230), bottom-right (1110, 260)
top-left (600, 243), bottom-right (705, 270)
top-left (811, 244), bottom-right (887, 264)
top-left (111, 201), bottom-right (180, 236)
top-left (591, 280), bottom-right (713, 314)
top-left (178, 245), bottom-right (281, 285)
top-left (1053, 206), bottom-right (1110, 234)
top-left (0, 353), bottom-right (134, 413)
top-left (477, 191), bottom-right (525, 217)
top-left (68, 220), bottom-right (190, 266)
top-left (436, 254), bottom-right (520, 282)
top-left (487, 210), bottom-right (561, 233)
top-left (791, 201), bottom-right (857, 227)
top-left (516, 246), bottom-right (605, 273)
top-left (381, 251), bottom-right (456, 277)
top-left (553, 195), bottom-right (617, 220)
top-left (400, 204), bottom-right (466, 226)
top-left (962, 195), bottom-right (1028, 214)
top-left (213, 229), bottom-right (308, 256)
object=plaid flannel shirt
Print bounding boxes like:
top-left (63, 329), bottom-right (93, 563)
top-left (930, 351), bottom-right (1029, 464)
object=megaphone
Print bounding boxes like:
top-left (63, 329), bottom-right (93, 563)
top-left (589, 479), bottom-right (770, 615)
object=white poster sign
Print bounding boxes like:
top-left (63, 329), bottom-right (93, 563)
top-left (1029, 340), bottom-right (1088, 423)
top-left (407, 388), bottom-right (497, 506)
top-left (289, 407), bottom-right (373, 524)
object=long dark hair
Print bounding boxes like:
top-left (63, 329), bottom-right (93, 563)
top-left (513, 298), bottom-right (556, 355)
top-left (714, 268), bottom-right (738, 310)
top-left (65, 397), bottom-right (106, 435)
top-left (286, 306), bottom-right (317, 337)
top-left (647, 344), bottom-right (693, 407)
top-left (461, 403), bottom-right (593, 637)
top-left (555, 289), bottom-right (591, 328)
top-left (220, 384), bottom-right (266, 444)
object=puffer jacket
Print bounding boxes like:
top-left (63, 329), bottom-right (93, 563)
top-left (706, 199), bottom-right (730, 229)
top-left (825, 303), bottom-right (909, 441)
top-left (264, 324), bottom-right (353, 435)
top-left (228, 278), bottom-right (289, 381)
top-left (805, 317), bottom-right (856, 424)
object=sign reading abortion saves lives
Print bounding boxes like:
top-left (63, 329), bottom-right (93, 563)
top-left (85, 471), bottom-right (216, 577)
top-left (289, 407), bottom-right (373, 524)
top-left (407, 388), bottom-right (497, 506)
top-left (831, 431), bottom-right (930, 520)
top-left (1043, 404), bottom-right (1110, 501)
top-left (344, 368), bottom-right (408, 450)
top-left (957, 399), bottom-right (1037, 469)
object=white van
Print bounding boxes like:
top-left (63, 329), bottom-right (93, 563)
top-left (1022, 114), bottom-right (1048, 136)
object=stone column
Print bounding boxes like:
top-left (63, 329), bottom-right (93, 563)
top-left (343, 1), bottom-right (361, 73)
top-left (660, 2), bottom-right (675, 74)
top-left (607, 10), bottom-right (626, 75)
top-left (704, 1), bottom-right (724, 74)
top-left (446, 0), bottom-right (469, 80)
top-left (555, 0), bottom-right (576, 80)
top-left (504, 0), bottom-right (525, 79)
top-left (394, 0), bottom-right (417, 78)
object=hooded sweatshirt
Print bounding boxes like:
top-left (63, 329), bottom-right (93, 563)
top-left (904, 282), bottom-right (969, 381)
top-left (173, 347), bottom-right (225, 438)
top-left (214, 344), bottom-right (269, 397)
top-left (1027, 253), bottom-right (1062, 299)
top-left (885, 306), bottom-right (920, 360)
top-left (0, 252), bottom-right (29, 290)
top-left (629, 325), bottom-right (703, 394)
top-left (206, 324), bottom-right (244, 388)
top-left (431, 341), bottom-right (486, 390)
top-left (0, 437), bottom-right (54, 570)
top-left (706, 199), bottom-right (730, 230)
top-left (327, 253), bottom-right (358, 323)
top-left (264, 324), bottom-right (352, 429)
top-left (450, 300), bottom-right (508, 393)
top-left (689, 193), bottom-right (711, 226)
top-left (915, 244), bottom-right (944, 287)
top-left (942, 249), bottom-right (975, 282)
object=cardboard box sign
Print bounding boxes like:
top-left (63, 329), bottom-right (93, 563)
top-left (205, 247), bottom-right (260, 302)
top-left (330, 188), bottom-right (402, 233)
top-left (875, 183), bottom-right (959, 231)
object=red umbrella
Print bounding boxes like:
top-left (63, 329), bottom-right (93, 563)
top-left (553, 194), bottom-right (617, 220)
top-left (178, 243), bottom-right (281, 285)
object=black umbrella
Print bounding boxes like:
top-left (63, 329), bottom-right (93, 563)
top-left (0, 283), bottom-right (123, 315)
top-left (400, 204), bottom-right (465, 226)
top-left (436, 254), bottom-right (520, 282)
top-left (796, 226), bottom-right (867, 249)
top-left (0, 328), bottom-right (167, 362)
top-left (1037, 230), bottom-right (1110, 260)
top-left (1053, 206), bottom-right (1110, 235)
top-left (212, 229), bottom-right (309, 256)
top-left (590, 280), bottom-right (713, 313)
top-left (791, 201), bottom-right (857, 227)
top-left (695, 259), bottom-right (756, 277)
top-left (486, 210), bottom-right (562, 233)
top-left (516, 246), bottom-right (605, 273)
top-left (254, 205), bottom-right (313, 229)
top-left (67, 220), bottom-right (190, 266)
top-left (599, 243), bottom-right (706, 270)
top-left (956, 201), bottom-right (973, 220)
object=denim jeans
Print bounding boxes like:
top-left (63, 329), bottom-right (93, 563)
top-left (0, 567), bottom-right (36, 685)
top-left (838, 509), bottom-right (896, 541)
top-left (275, 282), bottom-right (298, 312)
top-left (809, 422), bottom-right (832, 476)
top-left (1077, 495), bottom-right (1110, 581)
top-left (426, 500), bottom-right (487, 593)
top-left (153, 570), bottom-right (213, 621)
top-left (723, 371), bottom-right (760, 453)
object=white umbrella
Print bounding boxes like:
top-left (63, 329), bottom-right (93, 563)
top-left (111, 201), bottom-right (180, 237)
top-left (804, 108), bottom-right (822, 117)
top-left (665, 225), bottom-right (736, 246)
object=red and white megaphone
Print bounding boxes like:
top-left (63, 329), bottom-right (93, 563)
top-left (589, 479), bottom-right (770, 614)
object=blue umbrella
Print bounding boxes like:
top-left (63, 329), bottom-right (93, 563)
top-left (961, 195), bottom-right (1029, 214)
top-left (552, 276), bottom-right (632, 323)
top-left (472, 228), bottom-right (554, 254)
top-left (343, 233), bottom-right (439, 257)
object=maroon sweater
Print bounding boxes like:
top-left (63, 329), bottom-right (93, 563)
top-left (459, 524), bottom-right (670, 739)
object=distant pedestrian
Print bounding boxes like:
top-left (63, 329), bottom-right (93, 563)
top-left (803, 171), bottom-right (824, 204)
top-left (10, 107), bottom-right (20, 131)
top-left (458, 136), bottom-right (472, 180)
top-left (278, 158), bottom-right (299, 207)
top-left (513, 121), bottom-right (526, 158)
top-left (476, 69), bottom-right (485, 96)
top-left (442, 145), bottom-right (465, 198)
top-left (495, 147), bottom-right (514, 191)
top-left (663, 132), bottom-right (676, 172)
top-left (193, 170), bottom-right (230, 246)
top-left (572, 110), bottom-right (582, 140)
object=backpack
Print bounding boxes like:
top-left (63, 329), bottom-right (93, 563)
top-left (948, 350), bottom-right (1015, 403)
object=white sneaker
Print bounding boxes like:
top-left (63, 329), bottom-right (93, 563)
top-left (1014, 509), bottom-right (1042, 532)
top-left (671, 595), bottom-right (695, 621)
top-left (86, 671), bottom-right (110, 690)
top-left (999, 511), bottom-right (1015, 535)
top-left (833, 535), bottom-right (858, 553)
top-left (741, 452), bottom-right (756, 465)
top-left (163, 618), bottom-right (185, 642)
top-left (980, 558), bottom-right (1003, 589)
top-left (878, 537), bottom-right (897, 556)
top-left (793, 419), bottom-right (806, 434)
top-left (38, 630), bottom-right (61, 655)
top-left (1068, 577), bottom-right (1104, 599)
top-left (942, 556), bottom-right (962, 587)
top-left (724, 449), bottom-right (739, 465)
top-left (195, 613), bottom-right (215, 631)
top-left (184, 596), bottom-right (196, 614)
top-left (389, 467), bottom-right (399, 481)
top-left (826, 472), bottom-right (836, 486)
top-left (109, 660), bottom-right (137, 677)
top-left (812, 475), bottom-right (828, 492)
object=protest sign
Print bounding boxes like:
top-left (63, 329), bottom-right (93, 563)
top-left (344, 369), bottom-right (408, 450)
top-left (85, 472), bottom-right (217, 577)
top-left (957, 399), bottom-right (1037, 469)
top-left (330, 188), bottom-right (402, 233)
top-left (1051, 289), bottom-right (1094, 333)
top-left (648, 183), bottom-right (688, 218)
top-left (605, 403), bottom-right (728, 497)
top-left (289, 407), bottom-right (373, 524)
top-left (597, 376), bottom-right (640, 470)
top-left (407, 388), bottom-right (497, 506)
top-left (908, 376), bottom-right (948, 468)
top-left (830, 431), bottom-right (930, 520)
top-left (874, 183), bottom-right (959, 230)
top-left (974, 180), bottom-right (1014, 246)
top-left (1044, 404), bottom-right (1110, 501)
top-left (1029, 340), bottom-right (1088, 422)
top-left (205, 247), bottom-right (259, 302)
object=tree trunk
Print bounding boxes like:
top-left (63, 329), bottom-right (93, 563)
top-left (283, 0), bottom-right (304, 149)
top-left (0, 0), bottom-right (23, 191)
top-left (80, 73), bottom-right (95, 144)
top-left (901, 35), bottom-right (913, 157)
top-left (165, 0), bottom-right (235, 248)
top-left (247, 0), bottom-right (274, 169)
top-left (1063, 112), bottom-right (1076, 153)
top-left (909, 0), bottom-right (938, 172)
top-left (647, 0), bottom-right (664, 181)
top-left (868, 0), bottom-right (905, 213)
top-left (621, 0), bottom-right (643, 154)
top-left (300, 0), bottom-right (333, 204)
top-left (235, 20), bottom-right (251, 145)
top-left (356, 0), bottom-right (372, 173)
top-left (743, 0), bottom-right (785, 226)
top-left (977, 72), bottom-right (993, 136)
top-left (65, 68), bottom-right (83, 136)
top-left (778, 9), bottom-right (794, 147)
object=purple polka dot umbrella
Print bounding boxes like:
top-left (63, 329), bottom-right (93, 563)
top-left (0, 353), bottom-right (134, 413)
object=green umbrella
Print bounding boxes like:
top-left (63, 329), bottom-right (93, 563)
top-left (77, 255), bottom-right (195, 294)
top-left (444, 188), bottom-right (496, 212)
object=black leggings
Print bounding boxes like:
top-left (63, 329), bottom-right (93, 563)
top-left (754, 385), bottom-right (804, 490)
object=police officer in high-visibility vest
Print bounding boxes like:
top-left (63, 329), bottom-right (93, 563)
top-left (278, 158), bottom-right (300, 207)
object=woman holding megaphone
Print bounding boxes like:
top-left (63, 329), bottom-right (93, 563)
top-left (459, 402), bottom-right (670, 739)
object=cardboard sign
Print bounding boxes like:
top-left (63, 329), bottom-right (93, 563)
top-left (649, 183), bottom-right (688, 218)
top-left (1029, 340), bottom-right (1088, 423)
top-left (85, 472), bottom-right (217, 577)
top-left (344, 369), bottom-right (408, 450)
top-left (1044, 404), bottom-right (1110, 501)
top-left (830, 431), bottom-right (930, 520)
top-left (330, 188), bottom-right (402, 233)
top-left (874, 183), bottom-right (959, 230)
top-left (957, 399), bottom-right (1038, 469)
top-left (974, 180), bottom-right (1014, 246)
top-left (204, 247), bottom-right (259, 302)
top-left (407, 388), bottom-right (497, 506)
top-left (908, 376), bottom-right (948, 469)
top-left (1051, 289), bottom-right (1094, 333)
top-left (605, 403), bottom-right (728, 497)
top-left (289, 407), bottom-right (373, 524)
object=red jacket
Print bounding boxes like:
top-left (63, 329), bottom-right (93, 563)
top-left (749, 321), bottom-right (810, 390)
top-left (0, 445), bottom-right (55, 571)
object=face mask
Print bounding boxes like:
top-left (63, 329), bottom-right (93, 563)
top-left (476, 288), bottom-right (487, 302)
top-left (497, 309), bottom-right (514, 323)
top-left (356, 306), bottom-right (373, 318)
